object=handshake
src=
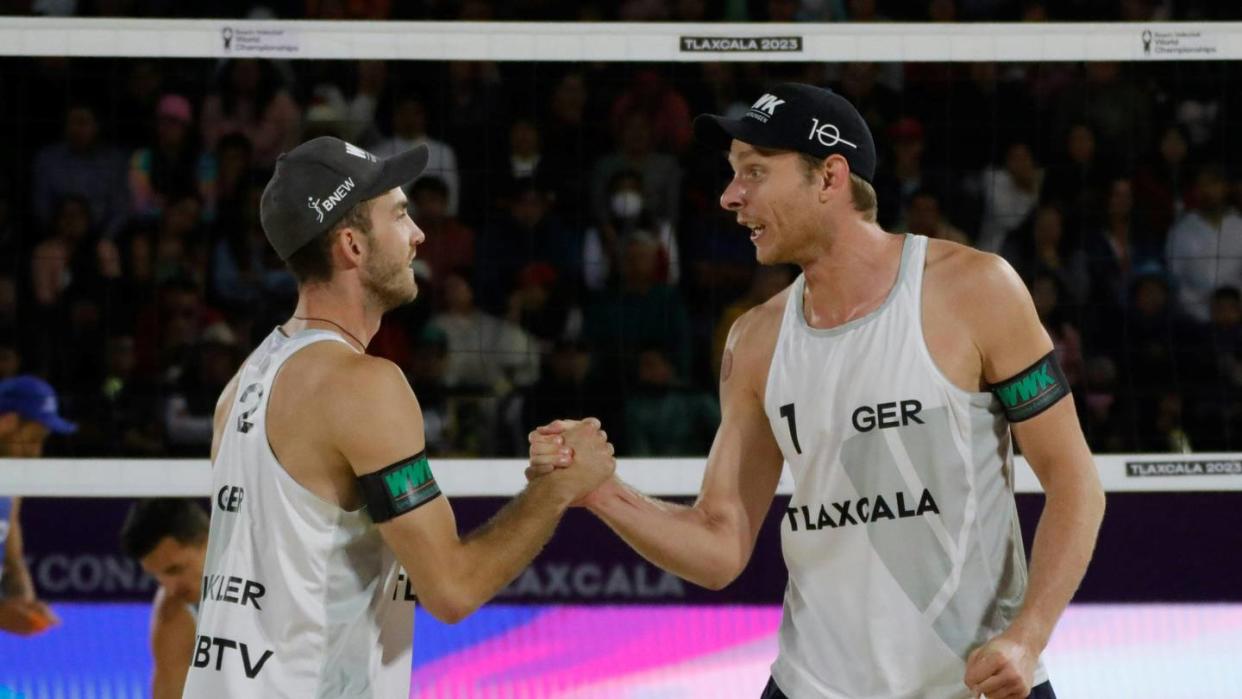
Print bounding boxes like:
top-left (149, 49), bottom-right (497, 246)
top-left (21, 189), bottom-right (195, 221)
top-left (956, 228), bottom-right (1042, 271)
top-left (525, 418), bottom-right (616, 507)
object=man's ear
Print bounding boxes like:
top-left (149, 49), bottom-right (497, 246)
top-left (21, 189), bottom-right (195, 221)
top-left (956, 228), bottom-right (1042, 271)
top-left (820, 154), bottom-right (851, 203)
top-left (333, 226), bottom-right (366, 269)
top-left (0, 412), bottom-right (18, 438)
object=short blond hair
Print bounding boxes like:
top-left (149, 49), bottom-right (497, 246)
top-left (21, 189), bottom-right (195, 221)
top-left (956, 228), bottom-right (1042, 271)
top-left (798, 153), bottom-right (878, 223)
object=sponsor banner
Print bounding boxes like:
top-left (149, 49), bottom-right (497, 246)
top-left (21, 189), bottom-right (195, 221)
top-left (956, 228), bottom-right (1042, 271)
top-left (680, 36), bottom-right (802, 53)
top-left (1139, 28), bottom-right (1219, 58)
top-left (1126, 459), bottom-right (1242, 477)
top-left (219, 25), bottom-right (301, 56)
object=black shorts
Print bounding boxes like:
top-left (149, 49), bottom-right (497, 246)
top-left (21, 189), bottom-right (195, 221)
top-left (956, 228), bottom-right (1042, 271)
top-left (761, 676), bottom-right (1058, 698)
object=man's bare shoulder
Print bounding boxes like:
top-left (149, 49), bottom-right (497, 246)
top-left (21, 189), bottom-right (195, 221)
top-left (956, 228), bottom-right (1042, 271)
top-left (151, 586), bottom-right (192, 625)
top-left (723, 279), bottom-right (793, 390)
top-left (925, 239), bottom-right (1027, 312)
top-left (281, 344), bottom-right (417, 424)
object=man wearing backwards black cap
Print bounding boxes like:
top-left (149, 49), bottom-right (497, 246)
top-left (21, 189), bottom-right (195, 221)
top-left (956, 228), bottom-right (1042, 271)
top-left (184, 136), bottom-right (615, 697)
top-left (532, 84), bottom-right (1103, 699)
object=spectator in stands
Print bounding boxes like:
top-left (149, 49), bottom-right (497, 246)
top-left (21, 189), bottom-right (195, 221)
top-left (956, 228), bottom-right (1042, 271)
top-left (407, 324), bottom-right (451, 453)
top-left (33, 102), bottom-right (130, 239)
top-left (0, 278), bottom-right (14, 340)
top-left (506, 262), bottom-right (577, 344)
top-left (875, 117), bottom-right (929, 229)
top-left (163, 322), bottom-right (240, 455)
top-left (429, 271), bottom-right (540, 394)
top-left (142, 193), bottom-right (207, 288)
top-left (30, 195), bottom-right (118, 309)
top-left (1002, 203), bottom-right (1089, 305)
top-left (609, 69), bottom-right (692, 154)
top-left (539, 70), bottom-right (604, 224)
top-left (211, 184), bottom-right (296, 316)
top-left (0, 333), bottom-right (17, 380)
top-left (133, 277), bottom-right (217, 384)
top-left (584, 232), bottom-right (692, 383)
top-left (584, 169), bottom-right (680, 290)
top-left (903, 189), bottom-right (970, 245)
top-left (129, 94), bottom-right (208, 223)
top-left (1133, 125), bottom-right (1191, 240)
top-left (1166, 164), bottom-right (1242, 321)
top-left (1042, 122), bottom-right (1111, 236)
top-left (978, 141), bottom-right (1042, 252)
top-left (515, 337), bottom-right (624, 456)
top-left (624, 346), bottom-right (719, 456)
top-left (409, 176), bottom-right (475, 292)
top-left (441, 60), bottom-right (507, 176)
top-left (374, 94), bottom-right (461, 215)
top-left (1188, 287), bottom-right (1242, 449)
top-left (201, 59), bottom-right (301, 167)
top-left (1117, 267), bottom-right (1200, 414)
top-left (1084, 178), bottom-right (1158, 310)
top-left (73, 334), bottom-right (164, 457)
top-left (1031, 272), bottom-right (1085, 389)
top-left (202, 132), bottom-right (254, 225)
top-left (116, 61), bottom-right (165, 148)
top-left (490, 118), bottom-right (546, 209)
top-left (1054, 62), bottom-right (1152, 171)
top-left (591, 112), bottom-right (682, 228)
top-left (832, 62), bottom-right (899, 138)
top-left (474, 178), bottom-right (580, 313)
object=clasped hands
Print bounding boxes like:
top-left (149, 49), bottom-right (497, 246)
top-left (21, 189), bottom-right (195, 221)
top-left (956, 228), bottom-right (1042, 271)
top-left (526, 418), bottom-right (615, 506)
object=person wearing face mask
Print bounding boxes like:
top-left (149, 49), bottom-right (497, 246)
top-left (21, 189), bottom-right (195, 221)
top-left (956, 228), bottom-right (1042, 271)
top-left (583, 170), bottom-right (680, 290)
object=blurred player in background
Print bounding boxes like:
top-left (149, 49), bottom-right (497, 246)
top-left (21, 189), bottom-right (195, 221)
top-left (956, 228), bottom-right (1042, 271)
top-left (120, 498), bottom-right (209, 699)
top-left (0, 375), bottom-right (76, 636)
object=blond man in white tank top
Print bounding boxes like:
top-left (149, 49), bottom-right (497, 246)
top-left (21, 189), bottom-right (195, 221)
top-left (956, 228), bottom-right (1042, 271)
top-left (532, 85), bottom-right (1104, 699)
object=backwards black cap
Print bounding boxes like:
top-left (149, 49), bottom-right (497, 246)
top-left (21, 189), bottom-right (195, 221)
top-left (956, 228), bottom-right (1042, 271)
top-left (694, 83), bottom-right (877, 183)
top-left (260, 136), bottom-right (429, 260)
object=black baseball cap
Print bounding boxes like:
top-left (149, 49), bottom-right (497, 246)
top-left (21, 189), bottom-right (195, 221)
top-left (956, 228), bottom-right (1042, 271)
top-left (260, 136), bottom-right (429, 260)
top-left (694, 83), bottom-right (877, 183)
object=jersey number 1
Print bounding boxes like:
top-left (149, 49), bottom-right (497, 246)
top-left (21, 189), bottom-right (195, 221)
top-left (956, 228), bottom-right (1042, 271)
top-left (779, 403), bottom-right (802, 454)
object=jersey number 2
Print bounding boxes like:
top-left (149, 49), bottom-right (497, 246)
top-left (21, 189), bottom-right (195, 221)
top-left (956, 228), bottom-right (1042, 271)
top-left (779, 403), bottom-right (802, 454)
top-left (236, 383), bottom-right (265, 434)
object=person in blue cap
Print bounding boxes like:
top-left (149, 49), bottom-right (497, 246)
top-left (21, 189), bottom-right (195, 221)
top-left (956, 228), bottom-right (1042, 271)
top-left (0, 375), bottom-right (76, 635)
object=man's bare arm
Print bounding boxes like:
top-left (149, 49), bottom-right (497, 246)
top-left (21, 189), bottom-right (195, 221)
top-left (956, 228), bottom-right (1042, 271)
top-left (2, 499), bottom-right (34, 600)
top-left (150, 588), bottom-right (196, 699)
top-left (963, 255), bottom-right (1105, 697)
top-left (331, 358), bottom-right (614, 623)
top-left (566, 310), bottom-right (785, 590)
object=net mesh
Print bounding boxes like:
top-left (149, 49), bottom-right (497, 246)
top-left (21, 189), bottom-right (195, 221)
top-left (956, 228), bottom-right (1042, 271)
top-left (1, 50), bottom-right (1240, 459)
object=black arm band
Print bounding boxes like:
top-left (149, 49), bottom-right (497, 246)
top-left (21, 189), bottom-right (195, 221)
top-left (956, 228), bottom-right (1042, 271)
top-left (989, 350), bottom-right (1071, 423)
top-left (358, 451), bottom-right (442, 523)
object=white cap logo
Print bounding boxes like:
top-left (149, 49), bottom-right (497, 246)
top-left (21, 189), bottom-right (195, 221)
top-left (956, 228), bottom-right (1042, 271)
top-left (746, 93), bottom-right (786, 123)
top-left (808, 117), bottom-right (858, 149)
top-left (344, 142), bottom-right (377, 162)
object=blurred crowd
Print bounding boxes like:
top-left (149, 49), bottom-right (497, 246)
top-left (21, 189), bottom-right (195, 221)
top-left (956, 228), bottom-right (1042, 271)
top-left (0, 4), bottom-right (1240, 458)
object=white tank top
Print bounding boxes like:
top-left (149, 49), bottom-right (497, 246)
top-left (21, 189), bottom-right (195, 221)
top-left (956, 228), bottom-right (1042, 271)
top-left (183, 328), bottom-right (415, 699)
top-left (766, 235), bottom-right (1047, 698)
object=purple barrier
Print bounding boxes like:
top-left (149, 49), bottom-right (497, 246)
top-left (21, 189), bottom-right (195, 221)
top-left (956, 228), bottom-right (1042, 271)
top-left (15, 493), bottom-right (1242, 603)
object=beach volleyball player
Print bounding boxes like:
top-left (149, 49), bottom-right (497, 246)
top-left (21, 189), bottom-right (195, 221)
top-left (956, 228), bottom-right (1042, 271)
top-left (532, 84), bottom-right (1105, 699)
top-left (184, 136), bottom-right (615, 697)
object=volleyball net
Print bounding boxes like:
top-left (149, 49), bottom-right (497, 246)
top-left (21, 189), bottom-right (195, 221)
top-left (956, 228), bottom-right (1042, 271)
top-left (1, 16), bottom-right (1241, 698)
